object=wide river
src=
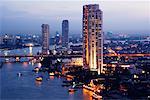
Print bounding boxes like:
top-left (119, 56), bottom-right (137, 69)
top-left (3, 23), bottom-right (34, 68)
top-left (0, 47), bottom-right (92, 100)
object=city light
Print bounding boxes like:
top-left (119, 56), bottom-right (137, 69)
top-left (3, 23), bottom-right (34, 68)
top-left (0, 1), bottom-right (149, 100)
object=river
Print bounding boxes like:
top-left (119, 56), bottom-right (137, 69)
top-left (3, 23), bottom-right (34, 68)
top-left (0, 47), bottom-right (91, 100)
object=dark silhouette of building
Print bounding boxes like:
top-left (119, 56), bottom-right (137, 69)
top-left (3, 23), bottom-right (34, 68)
top-left (62, 20), bottom-right (69, 48)
top-left (41, 24), bottom-right (50, 55)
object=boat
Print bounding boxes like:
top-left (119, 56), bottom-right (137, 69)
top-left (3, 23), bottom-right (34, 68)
top-left (36, 77), bottom-right (43, 81)
top-left (92, 92), bottom-right (102, 100)
top-left (74, 85), bottom-right (83, 89)
top-left (5, 58), bottom-right (9, 62)
top-left (49, 72), bottom-right (55, 76)
top-left (73, 82), bottom-right (84, 89)
top-left (55, 71), bottom-right (61, 76)
top-left (33, 67), bottom-right (40, 72)
top-left (68, 82), bottom-right (78, 92)
top-left (83, 85), bottom-right (94, 92)
top-left (17, 72), bottom-right (22, 77)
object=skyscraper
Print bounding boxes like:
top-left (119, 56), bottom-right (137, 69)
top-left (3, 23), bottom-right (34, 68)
top-left (41, 24), bottom-right (50, 55)
top-left (62, 20), bottom-right (69, 48)
top-left (55, 31), bottom-right (61, 45)
top-left (83, 4), bottom-right (103, 74)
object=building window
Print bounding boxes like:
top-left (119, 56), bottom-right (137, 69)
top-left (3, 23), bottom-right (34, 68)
top-left (99, 41), bottom-right (101, 47)
top-left (85, 21), bottom-right (87, 24)
top-left (92, 29), bottom-right (94, 32)
top-left (96, 42), bottom-right (98, 46)
top-left (96, 15), bottom-right (98, 19)
top-left (96, 24), bottom-right (98, 27)
top-left (99, 24), bottom-right (101, 27)
top-left (96, 32), bottom-right (98, 35)
top-left (92, 44), bottom-right (94, 47)
top-left (92, 22), bottom-right (94, 26)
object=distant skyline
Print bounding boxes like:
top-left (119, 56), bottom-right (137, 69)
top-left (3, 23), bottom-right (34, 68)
top-left (1, 0), bottom-right (150, 35)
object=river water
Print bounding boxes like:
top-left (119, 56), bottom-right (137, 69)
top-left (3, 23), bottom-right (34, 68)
top-left (0, 47), bottom-right (91, 100)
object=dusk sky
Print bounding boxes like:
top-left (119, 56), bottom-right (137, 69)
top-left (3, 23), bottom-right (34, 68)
top-left (1, 0), bottom-right (150, 35)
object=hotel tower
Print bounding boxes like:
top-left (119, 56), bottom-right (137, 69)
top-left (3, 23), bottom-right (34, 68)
top-left (83, 4), bottom-right (103, 74)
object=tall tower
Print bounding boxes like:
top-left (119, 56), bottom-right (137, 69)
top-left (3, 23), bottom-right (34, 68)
top-left (41, 24), bottom-right (50, 55)
top-left (83, 4), bottom-right (103, 74)
top-left (62, 20), bottom-right (69, 48)
top-left (55, 31), bottom-right (60, 45)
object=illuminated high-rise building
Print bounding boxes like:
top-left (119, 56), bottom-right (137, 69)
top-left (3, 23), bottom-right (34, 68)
top-left (62, 20), bottom-right (69, 48)
top-left (83, 4), bottom-right (103, 74)
top-left (55, 31), bottom-right (61, 45)
top-left (41, 24), bottom-right (50, 55)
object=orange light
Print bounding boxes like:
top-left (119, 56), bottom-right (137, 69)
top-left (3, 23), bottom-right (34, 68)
top-left (83, 88), bottom-right (93, 100)
top-left (69, 91), bottom-right (74, 95)
top-left (49, 76), bottom-right (54, 80)
top-left (23, 62), bottom-right (28, 68)
top-left (35, 80), bottom-right (42, 86)
top-left (66, 77), bottom-right (72, 81)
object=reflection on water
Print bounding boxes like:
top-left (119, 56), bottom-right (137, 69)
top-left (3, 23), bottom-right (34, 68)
top-left (35, 80), bottom-right (42, 86)
top-left (69, 91), bottom-right (75, 95)
top-left (1, 62), bottom-right (91, 100)
top-left (1, 47), bottom-right (42, 57)
top-left (5, 62), bottom-right (12, 69)
top-left (28, 61), bottom-right (35, 66)
top-left (29, 46), bottom-right (33, 55)
top-left (49, 76), bottom-right (54, 80)
top-left (23, 62), bottom-right (28, 68)
top-left (82, 88), bottom-right (93, 100)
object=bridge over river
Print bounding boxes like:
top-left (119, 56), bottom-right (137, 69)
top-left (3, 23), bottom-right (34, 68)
top-left (0, 53), bottom-right (150, 58)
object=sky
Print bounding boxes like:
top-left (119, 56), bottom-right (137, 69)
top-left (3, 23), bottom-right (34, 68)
top-left (1, 0), bottom-right (150, 36)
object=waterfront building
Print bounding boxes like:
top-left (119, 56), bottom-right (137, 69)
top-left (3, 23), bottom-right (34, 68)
top-left (83, 4), bottom-right (103, 74)
top-left (62, 20), bottom-right (69, 48)
top-left (41, 24), bottom-right (50, 55)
